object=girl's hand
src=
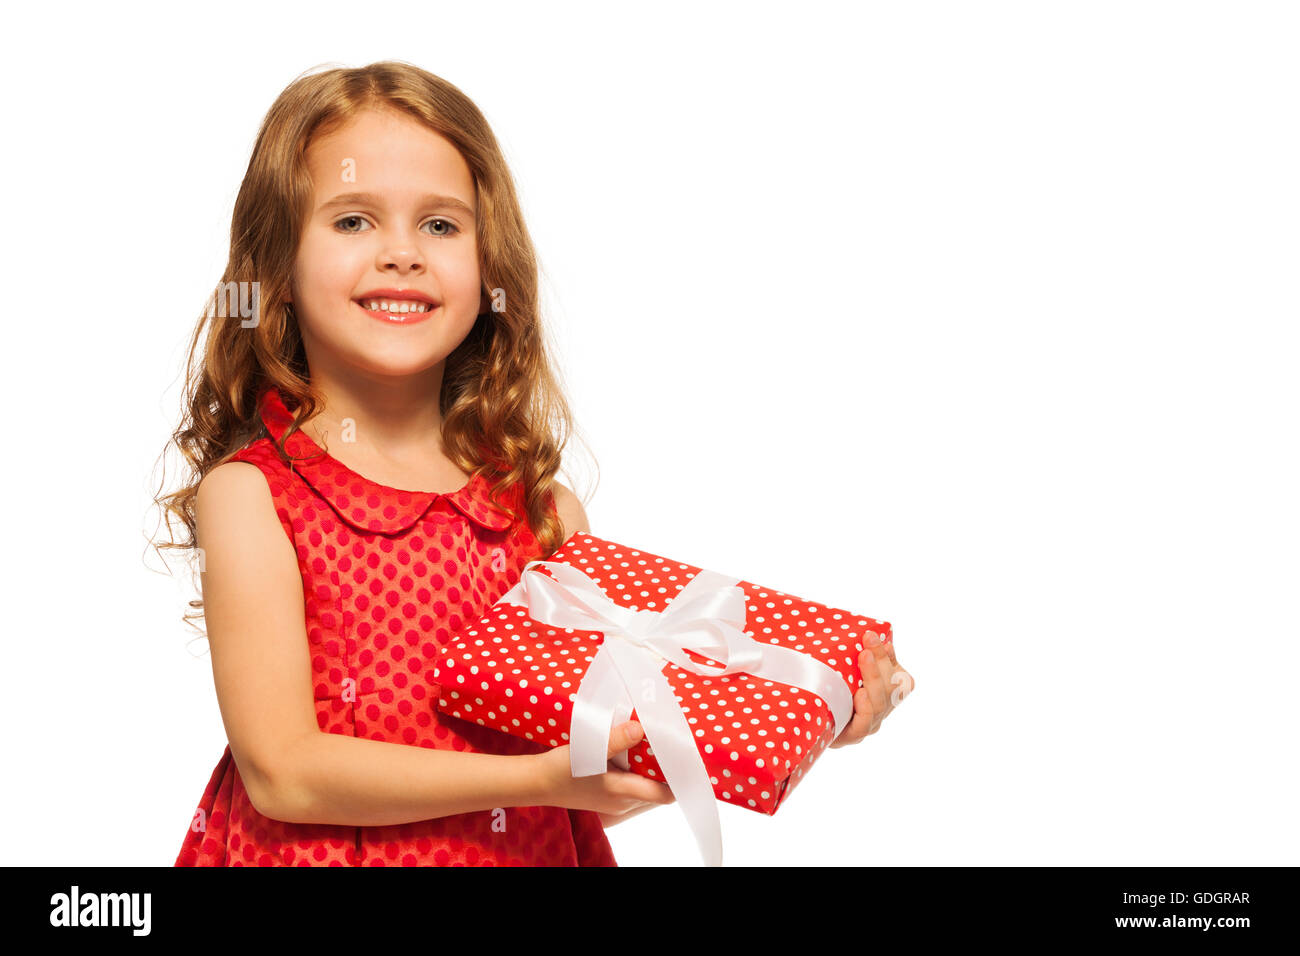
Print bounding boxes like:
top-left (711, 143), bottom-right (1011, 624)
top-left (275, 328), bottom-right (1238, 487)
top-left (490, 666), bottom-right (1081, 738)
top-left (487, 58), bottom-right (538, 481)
top-left (532, 721), bottom-right (677, 821)
top-left (830, 633), bottom-right (915, 749)
top-left (596, 803), bottom-right (661, 828)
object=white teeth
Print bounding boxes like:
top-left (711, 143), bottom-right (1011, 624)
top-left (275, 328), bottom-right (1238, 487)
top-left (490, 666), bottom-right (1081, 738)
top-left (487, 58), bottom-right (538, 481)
top-left (362, 299), bottom-right (430, 313)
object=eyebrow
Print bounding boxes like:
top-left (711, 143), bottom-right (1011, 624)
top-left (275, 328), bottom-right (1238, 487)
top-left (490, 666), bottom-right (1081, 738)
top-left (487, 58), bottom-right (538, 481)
top-left (317, 191), bottom-right (476, 218)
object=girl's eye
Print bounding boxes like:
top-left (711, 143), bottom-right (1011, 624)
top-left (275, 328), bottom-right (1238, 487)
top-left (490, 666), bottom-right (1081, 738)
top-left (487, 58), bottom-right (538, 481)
top-left (332, 216), bottom-right (460, 237)
top-left (425, 218), bottom-right (460, 237)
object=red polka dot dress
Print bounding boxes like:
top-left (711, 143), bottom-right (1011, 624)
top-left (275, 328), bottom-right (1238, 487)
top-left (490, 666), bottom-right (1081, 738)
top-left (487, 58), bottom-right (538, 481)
top-left (175, 385), bottom-right (617, 867)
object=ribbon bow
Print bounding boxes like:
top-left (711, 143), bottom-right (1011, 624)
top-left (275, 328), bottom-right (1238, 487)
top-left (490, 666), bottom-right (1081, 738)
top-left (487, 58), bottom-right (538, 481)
top-left (495, 559), bottom-right (854, 867)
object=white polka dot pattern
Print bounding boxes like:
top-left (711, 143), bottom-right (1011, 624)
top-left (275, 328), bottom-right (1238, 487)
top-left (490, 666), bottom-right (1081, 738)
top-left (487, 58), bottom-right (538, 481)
top-left (433, 533), bottom-right (892, 815)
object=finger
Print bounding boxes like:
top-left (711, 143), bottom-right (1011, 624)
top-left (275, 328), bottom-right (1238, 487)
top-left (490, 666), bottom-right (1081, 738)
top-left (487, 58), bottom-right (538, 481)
top-left (860, 649), bottom-right (888, 719)
top-left (889, 667), bottom-right (915, 707)
top-left (867, 630), bottom-right (898, 668)
top-left (868, 649), bottom-right (898, 721)
top-left (608, 769), bottom-right (676, 804)
top-left (867, 635), bottom-right (899, 681)
top-left (639, 776), bottom-right (675, 803)
top-left (608, 720), bottom-right (644, 759)
top-left (607, 803), bottom-right (657, 826)
top-left (832, 685), bottom-right (875, 747)
top-left (865, 689), bottom-right (885, 736)
top-left (870, 641), bottom-right (896, 678)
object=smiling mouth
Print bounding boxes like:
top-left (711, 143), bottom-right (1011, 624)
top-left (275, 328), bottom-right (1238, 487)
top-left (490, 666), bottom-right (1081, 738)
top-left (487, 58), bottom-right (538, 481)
top-left (355, 299), bottom-right (437, 315)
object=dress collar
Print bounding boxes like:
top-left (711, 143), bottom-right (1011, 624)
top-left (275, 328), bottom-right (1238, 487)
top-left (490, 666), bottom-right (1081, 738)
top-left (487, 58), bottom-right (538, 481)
top-left (254, 385), bottom-right (515, 535)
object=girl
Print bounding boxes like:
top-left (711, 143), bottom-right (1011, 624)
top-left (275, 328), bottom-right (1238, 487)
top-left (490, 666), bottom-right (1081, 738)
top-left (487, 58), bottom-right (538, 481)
top-left (158, 61), bottom-right (911, 867)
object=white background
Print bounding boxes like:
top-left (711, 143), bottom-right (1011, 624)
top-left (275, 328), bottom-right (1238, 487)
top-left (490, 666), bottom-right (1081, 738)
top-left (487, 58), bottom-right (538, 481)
top-left (1, 0), bottom-right (1295, 866)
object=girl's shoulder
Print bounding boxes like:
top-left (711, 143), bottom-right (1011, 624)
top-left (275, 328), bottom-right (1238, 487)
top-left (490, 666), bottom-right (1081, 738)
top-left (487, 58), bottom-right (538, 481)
top-left (198, 438), bottom-right (299, 547)
top-left (196, 451), bottom-right (298, 551)
top-left (227, 435), bottom-right (303, 502)
top-left (549, 480), bottom-right (588, 543)
top-left (229, 433), bottom-right (292, 481)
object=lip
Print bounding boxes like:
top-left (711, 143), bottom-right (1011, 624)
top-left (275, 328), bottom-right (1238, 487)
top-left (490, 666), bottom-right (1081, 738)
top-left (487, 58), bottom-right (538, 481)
top-left (355, 288), bottom-right (439, 305)
top-left (354, 300), bottom-right (436, 324)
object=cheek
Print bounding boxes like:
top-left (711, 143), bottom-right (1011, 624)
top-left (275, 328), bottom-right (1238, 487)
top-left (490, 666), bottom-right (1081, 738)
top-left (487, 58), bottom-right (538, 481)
top-left (297, 235), bottom-right (362, 289)
top-left (444, 243), bottom-right (482, 291)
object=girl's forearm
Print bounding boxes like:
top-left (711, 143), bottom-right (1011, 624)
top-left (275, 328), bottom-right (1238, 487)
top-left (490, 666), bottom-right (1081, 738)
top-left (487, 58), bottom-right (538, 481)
top-left (265, 730), bottom-right (550, 827)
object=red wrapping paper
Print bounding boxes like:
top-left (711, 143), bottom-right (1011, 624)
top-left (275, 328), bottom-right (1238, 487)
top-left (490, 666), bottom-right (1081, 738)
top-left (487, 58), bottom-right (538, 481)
top-left (432, 532), bottom-right (891, 815)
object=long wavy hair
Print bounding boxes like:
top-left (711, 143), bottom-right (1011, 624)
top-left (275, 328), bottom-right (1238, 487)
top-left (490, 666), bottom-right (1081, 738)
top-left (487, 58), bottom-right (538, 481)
top-left (150, 60), bottom-right (593, 636)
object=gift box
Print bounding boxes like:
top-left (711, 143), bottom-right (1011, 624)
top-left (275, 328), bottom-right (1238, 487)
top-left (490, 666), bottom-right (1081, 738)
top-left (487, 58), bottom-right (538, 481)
top-left (432, 531), bottom-right (892, 865)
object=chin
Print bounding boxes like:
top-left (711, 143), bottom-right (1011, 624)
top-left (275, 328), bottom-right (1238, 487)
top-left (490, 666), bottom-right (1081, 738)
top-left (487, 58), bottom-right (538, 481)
top-left (351, 351), bottom-right (451, 378)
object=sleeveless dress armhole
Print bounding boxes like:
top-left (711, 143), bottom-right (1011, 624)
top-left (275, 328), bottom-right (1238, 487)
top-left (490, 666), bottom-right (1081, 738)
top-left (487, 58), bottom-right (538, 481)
top-left (227, 441), bottom-right (297, 549)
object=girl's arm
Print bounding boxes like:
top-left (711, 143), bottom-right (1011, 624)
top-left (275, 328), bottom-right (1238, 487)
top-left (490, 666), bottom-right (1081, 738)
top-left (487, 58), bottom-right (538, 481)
top-left (197, 463), bottom-right (548, 827)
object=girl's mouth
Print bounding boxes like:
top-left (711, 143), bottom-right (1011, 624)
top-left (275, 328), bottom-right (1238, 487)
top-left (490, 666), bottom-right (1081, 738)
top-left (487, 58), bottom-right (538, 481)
top-left (354, 299), bottom-right (437, 324)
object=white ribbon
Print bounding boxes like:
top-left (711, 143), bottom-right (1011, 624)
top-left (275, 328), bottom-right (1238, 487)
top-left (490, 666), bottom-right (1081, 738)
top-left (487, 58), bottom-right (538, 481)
top-left (494, 559), bottom-right (855, 867)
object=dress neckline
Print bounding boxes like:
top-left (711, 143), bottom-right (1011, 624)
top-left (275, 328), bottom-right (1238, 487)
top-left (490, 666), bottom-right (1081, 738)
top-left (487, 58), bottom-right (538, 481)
top-left (252, 384), bottom-right (516, 535)
top-left (291, 403), bottom-right (472, 497)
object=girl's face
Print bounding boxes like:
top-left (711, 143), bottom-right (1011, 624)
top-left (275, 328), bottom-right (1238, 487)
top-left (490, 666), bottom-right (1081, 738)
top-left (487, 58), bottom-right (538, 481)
top-left (289, 107), bottom-right (485, 383)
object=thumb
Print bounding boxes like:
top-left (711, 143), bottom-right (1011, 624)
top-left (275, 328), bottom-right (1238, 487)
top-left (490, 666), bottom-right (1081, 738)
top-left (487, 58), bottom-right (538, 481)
top-left (608, 720), bottom-right (644, 759)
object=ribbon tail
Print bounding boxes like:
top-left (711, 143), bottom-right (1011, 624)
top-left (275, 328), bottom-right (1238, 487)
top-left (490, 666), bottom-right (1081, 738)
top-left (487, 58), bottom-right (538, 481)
top-left (569, 647), bottom-right (628, 778)
top-left (604, 638), bottom-right (723, 867)
top-left (608, 695), bottom-right (634, 772)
